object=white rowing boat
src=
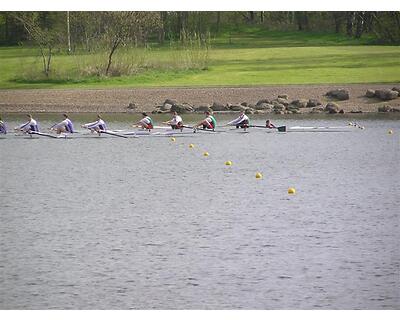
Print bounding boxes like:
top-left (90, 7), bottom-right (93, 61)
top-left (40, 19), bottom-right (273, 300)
top-left (3, 124), bottom-right (361, 139)
top-left (246, 125), bottom-right (359, 133)
top-left (286, 126), bottom-right (357, 132)
top-left (8, 129), bottom-right (196, 139)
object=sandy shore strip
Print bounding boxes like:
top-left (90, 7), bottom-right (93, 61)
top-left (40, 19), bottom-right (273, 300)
top-left (0, 84), bottom-right (399, 113)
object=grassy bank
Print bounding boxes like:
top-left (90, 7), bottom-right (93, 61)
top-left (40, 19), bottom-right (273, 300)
top-left (0, 30), bottom-right (399, 89)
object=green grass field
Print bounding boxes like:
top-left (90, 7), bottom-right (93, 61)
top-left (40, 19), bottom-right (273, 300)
top-left (0, 29), bottom-right (399, 89)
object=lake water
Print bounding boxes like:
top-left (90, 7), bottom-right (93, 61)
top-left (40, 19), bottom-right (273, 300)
top-left (0, 113), bottom-right (399, 309)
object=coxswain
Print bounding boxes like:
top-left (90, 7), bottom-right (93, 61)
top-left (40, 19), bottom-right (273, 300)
top-left (265, 119), bottom-right (276, 129)
top-left (226, 111), bottom-right (249, 129)
top-left (16, 114), bottom-right (39, 133)
top-left (82, 114), bottom-right (107, 134)
top-left (0, 116), bottom-right (7, 134)
top-left (51, 114), bottom-right (74, 134)
top-left (194, 111), bottom-right (217, 131)
top-left (137, 113), bottom-right (154, 131)
top-left (164, 111), bottom-right (183, 130)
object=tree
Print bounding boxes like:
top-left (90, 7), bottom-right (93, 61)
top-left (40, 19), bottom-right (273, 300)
top-left (12, 12), bottom-right (65, 77)
top-left (346, 12), bottom-right (355, 36)
top-left (295, 12), bottom-right (309, 31)
top-left (370, 11), bottom-right (400, 44)
top-left (354, 12), bottom-right (365, 38)
top-left (332, 12), bottom-right (343, 33)
top-left (66, 11), bottom-right (71, 53)
top-left (100, 12), bottom-right (161, 76)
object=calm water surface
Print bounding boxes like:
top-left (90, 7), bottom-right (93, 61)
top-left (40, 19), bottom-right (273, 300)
top-left (0, 114), bottom-right (399, 309)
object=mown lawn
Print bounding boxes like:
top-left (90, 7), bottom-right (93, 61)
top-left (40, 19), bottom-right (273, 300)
top-left (0, 30), bottom-right (399, 89)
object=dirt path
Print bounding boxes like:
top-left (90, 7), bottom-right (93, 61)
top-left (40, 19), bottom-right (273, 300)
top-left (0, 84), bottom-right (399, 113)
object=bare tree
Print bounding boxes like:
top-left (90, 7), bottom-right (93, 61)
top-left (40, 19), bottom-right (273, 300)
top-left (332, 12), bottom-right (343, 33)
top-left (354, 12), bottom-right (365, 38)
top-left (67, 11), bottom-right (71, 53)
top-left (100, 12), bottom-right (161, 76)
top-left (13, 12), bottom-right (64, 77)
top-left (346, 12), bottom-right (355, 36)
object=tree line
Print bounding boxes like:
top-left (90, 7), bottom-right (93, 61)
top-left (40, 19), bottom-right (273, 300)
top-left (1, 12), bottom-right (398, 79)
top-left (1, 12), bottom-right (400, 47)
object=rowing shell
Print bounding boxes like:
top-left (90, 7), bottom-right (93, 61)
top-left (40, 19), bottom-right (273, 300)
top-left (123, 130), bottom-right (196, 137)
top-left (287, 126), bottom-right (356, 132)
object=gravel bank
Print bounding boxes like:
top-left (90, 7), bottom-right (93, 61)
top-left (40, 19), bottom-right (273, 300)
top-left (0, 83), bottom-right (399, 113)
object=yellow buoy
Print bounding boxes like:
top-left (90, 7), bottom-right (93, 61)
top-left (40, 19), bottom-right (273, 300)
top-left (171, 137), bottom-right (176, 142)
top-left (388, 129), bottom-right (393, 135)
top-left (189, 143), bottom-right (194, 148)
top-left (255, 172), bottom-right (263, 179)
top-left (203, 152), bottom-right (209, 157)
top-left (348, 122), bottom-right (353, 126)
top-left (225, 161), bottom-right (232, 166)
top-left (288, 187), bottom-right (296, 195)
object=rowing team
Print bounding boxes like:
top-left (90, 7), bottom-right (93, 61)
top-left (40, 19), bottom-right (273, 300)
top-left (0, 111), bottom-right (277, 135)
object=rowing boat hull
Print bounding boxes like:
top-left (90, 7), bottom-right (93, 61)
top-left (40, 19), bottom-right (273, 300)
top-left (287, 126), bottom-right (356, 132)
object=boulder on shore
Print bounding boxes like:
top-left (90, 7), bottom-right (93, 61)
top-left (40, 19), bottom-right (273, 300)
top-left (160, 103), bottom-right (173, 111)
top-left (278, 94), bottom-right (289, 100)
top-left (326, 89), bottom-right (350, 101)
top-left (273, 104), bottom-right (286, 113)
top-left (325, 102), bottom-right (340, 114)
top-left (195, 105), bottom-right (212, 113)
top-left (374, 89), bottom-right (399, 101)
top-left (276, 97), bottom-right (290, 106)
top-left (254, 102), bottom-right (273, 111)
top-left (310, 106), bottom-right (324, 113)
top-left (229, 105), bottom-right (246, 112)
top-left (171, 103), bottom-right (194, 113)
top-left (306, 99), bottom-right (322, 108)
top-left (211, 102), bottom-right (229, 111)
top-left (127, 102), bottom-right (137, 110)
top-left (378, 105), bottom-right (393, 112)
top-left (164, 99), bottom-right (178, 106)
top-left (365, 89), bottom-right (376, 98)
top-left (256, 98), bottom-right (271, 106)
top-left (291, 99), bottom-right (308, 108)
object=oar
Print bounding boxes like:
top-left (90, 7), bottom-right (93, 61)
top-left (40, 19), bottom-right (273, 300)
top-left (29, 131), bottom-right (59, 138)
top-left (99, 130), bottom-right (129, 138)
top-left (182, 125), bottom-right (224, 133)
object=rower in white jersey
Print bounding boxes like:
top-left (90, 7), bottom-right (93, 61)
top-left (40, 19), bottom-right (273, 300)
top-left (0, 116), bottom-right (7, 134)
top-left (51, 114), bottom-right (74, 134)
top-left (163, 111), bottom-right (183, 130)
top-left (82, 114), bottom-right (107, 134)
top-left (16, 114), bottom-right (39, 133)
top-left (136, 113), bottom-right (154, 131)
top-left (226, 111), bottom-right (249, 129)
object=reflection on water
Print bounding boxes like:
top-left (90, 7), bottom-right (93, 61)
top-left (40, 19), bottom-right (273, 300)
top-left (0, 114), bottom-right (399, 309)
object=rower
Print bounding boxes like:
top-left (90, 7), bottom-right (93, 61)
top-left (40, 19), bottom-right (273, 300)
top-left (164, 111), bottom-right (183, 130)
top-left (16, 114), bottom-right (39, 133)
top-left (51, 114), bottom-right (74, 134)
top-left (265, 119), bottom-right (276, 129)
top-left (226, 111), bottom-right (249, 130)
top-left (82, 114), bottom-right (107, 134)
top-left (195, 111), bottom-right (217, 131)
top-left (137, 113), bottom-right (154, 131)
top-left (0, 116), bottom-right (7, 134)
